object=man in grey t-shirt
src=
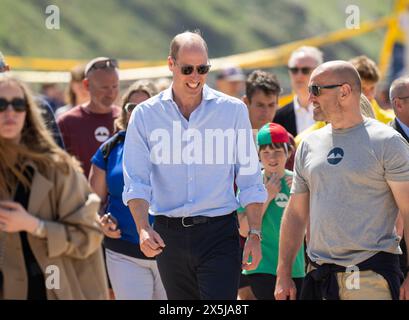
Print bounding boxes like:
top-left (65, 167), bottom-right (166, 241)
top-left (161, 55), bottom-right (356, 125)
top-left (275, 61), bottom-right (409, 300)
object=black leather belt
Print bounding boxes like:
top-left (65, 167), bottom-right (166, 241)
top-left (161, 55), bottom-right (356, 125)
top-left (155, 213), bottom-right (234, 228)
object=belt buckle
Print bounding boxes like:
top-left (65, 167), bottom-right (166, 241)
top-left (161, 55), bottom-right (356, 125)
top-left (182, 216), bottom-right (194, 227)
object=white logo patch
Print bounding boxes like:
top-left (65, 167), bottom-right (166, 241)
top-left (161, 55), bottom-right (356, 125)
top-left (275, 193), bottom-right (289, 208)
top-left (95, 126), bottom-right (110, 142)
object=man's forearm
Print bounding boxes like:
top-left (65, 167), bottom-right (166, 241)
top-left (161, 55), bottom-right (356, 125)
top-left (244, 203), bottom-right (263, 231)
top-left (127, 198), bottom-right (150, 233)
top-left (277, 207), bottom-right (308, 277)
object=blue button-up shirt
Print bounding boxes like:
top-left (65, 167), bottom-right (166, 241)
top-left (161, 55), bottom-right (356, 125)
top-left (122, 84), bottom-right (266, 217)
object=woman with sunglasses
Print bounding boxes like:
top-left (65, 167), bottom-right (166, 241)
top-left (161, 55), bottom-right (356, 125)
top-left (0, 76), bottom-right (108, 300)
top-left (89, 80), bottom-right (167, 300)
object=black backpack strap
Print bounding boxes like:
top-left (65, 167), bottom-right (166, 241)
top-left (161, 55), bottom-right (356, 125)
top-left (101, 133), bottom-right (125, 162)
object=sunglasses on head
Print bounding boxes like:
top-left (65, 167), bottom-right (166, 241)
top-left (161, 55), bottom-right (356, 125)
top-left (87, 59), bottom-right (118, 74)
top-left (308, 84), bottom-right (345, 97)
top-left (173, 60), bottom-right (211, 75)
top-left (124, 102), bottom-right (138, 113)
top-left (288, 67), bottom-right (313, 75)
top-left (0, 97), bottom-right (27, 112)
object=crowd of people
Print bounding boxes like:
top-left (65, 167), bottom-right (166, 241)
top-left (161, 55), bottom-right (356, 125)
top-left (0, 30), bottom-right (408, 300)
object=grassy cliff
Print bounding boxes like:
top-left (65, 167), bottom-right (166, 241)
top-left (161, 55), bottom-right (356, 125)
top-left (0, 0), bottom-right (393, 65)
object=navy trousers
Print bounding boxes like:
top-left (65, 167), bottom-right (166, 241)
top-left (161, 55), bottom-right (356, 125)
top-left (154, 213), bottom-right (241, 300)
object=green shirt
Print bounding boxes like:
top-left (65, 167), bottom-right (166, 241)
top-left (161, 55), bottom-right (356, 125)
top-left (239, 170), bottom-right (305, 277)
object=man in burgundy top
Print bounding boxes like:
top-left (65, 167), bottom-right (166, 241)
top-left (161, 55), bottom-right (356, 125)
top-left (58, 57), bottom-right (120, 177)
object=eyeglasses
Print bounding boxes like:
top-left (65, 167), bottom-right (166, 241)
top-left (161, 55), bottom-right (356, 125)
top-left (124, 102), bottom-right (138, 113)
top-left (395, 95), bottom-right (409, 100)
top-left (308, 84), bottom-right (345, 97)
top-left (173, 60), bottom-right (211, 75)
top-left (86, 58), bottom-right (118, 74)
top-left (0, 98), bottom-right (27, 112)
top-left (288, 67), bottom-right (313, 75)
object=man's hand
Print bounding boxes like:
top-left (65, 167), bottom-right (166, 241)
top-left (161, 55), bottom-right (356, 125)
top-left (139, 226), bottom-right (165, 258)
top-left (274, 274), bottom-right (297, 300)
top-left (99, 214), bottom-right (121, 239)
top-left (400, 275), bottom-right (409, 300)
top-left (242, 235), bottom-right (262, 271)
top-left (127, 199), bottom-right (163, 257)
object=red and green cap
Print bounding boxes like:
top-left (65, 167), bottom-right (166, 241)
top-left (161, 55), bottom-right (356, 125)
top-left (257, 123), bottom-right (290, 146)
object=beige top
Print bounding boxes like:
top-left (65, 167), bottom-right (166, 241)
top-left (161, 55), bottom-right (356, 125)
top-left (1, 162), bottom-right (108, 300)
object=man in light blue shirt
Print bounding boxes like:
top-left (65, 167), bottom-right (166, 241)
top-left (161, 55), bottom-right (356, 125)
top-left (122, 31), bottom-right (266, 299)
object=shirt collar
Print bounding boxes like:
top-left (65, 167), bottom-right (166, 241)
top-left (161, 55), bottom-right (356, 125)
top-left (396, 117), bottom-right (409, 136)
top-left (161, 84), bottom-right (218, 102)
top-left (293, 95), bottom-right (312, 112)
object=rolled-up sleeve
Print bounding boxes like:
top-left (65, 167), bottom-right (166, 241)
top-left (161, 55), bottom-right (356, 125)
top-left (122, 106), bottom-right (153, 205)
top-left (234, 104), bottom-right (267, 208)
top-left (45, 166), bottom-right (103, 259)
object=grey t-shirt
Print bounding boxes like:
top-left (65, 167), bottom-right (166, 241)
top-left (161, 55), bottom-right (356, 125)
top-left (292, 118), bottom-right (409, 266)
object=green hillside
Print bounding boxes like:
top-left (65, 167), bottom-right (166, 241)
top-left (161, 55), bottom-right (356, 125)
top-left (0, 0), bottom-right (393, 65)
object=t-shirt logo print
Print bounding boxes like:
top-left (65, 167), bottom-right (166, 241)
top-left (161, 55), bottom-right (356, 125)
top-left (275, 193), bottom-right (289, 208)
top-left (95, 126), bottom-right (110, 142)
top-left (327, 147), bottom-right (344, 165)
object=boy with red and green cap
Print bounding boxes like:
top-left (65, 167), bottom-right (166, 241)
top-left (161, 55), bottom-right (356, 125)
top-left (238, 122), bottom-right (305, 300)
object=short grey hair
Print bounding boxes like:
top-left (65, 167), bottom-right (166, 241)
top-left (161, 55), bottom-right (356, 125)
top-left (389, 77), bottom-right (409, 102)
top-left (288, 46), bottom-right (324, 67)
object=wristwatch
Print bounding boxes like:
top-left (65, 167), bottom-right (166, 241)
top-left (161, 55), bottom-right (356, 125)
top-left (248, 229), bottom-right (262, 241)
top-left (32, 219), bottom-right (47, 238)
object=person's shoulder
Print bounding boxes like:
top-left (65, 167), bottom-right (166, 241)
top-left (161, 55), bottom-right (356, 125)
top-left (100, 130), bottom-right (125, 149)
top-left (387, 118), bottom-right (397, 129)
top-left (275, 101), bottom-right (294, 116)
top-left (96, 130), bottom-right (125, 161)
top-left (295, 121), bottom-right (326, 146)
top-left (57, 105), bottom-right (83, 123)
top-left (38, 155), bottom-right (85, 185)
top-left (55, 104), bottom-right (72, 119)
top-left (364, 118), bottom-right (401, 140)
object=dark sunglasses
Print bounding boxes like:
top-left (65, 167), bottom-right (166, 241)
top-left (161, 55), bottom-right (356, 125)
top-left (288, 67), bottom-right (313, 75)
top-left (87, 59), bottom-right (118, 74)
top-left (395, 95), bottom-right (409, 100)
top-left (0, 97), bottom-right (27, 112)
top-left (174, 60), bottom-right (211, 75)
top-left (124, 102), bottom-right (138, 113)
top-left (308, 84), bottom-right (345, 97)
